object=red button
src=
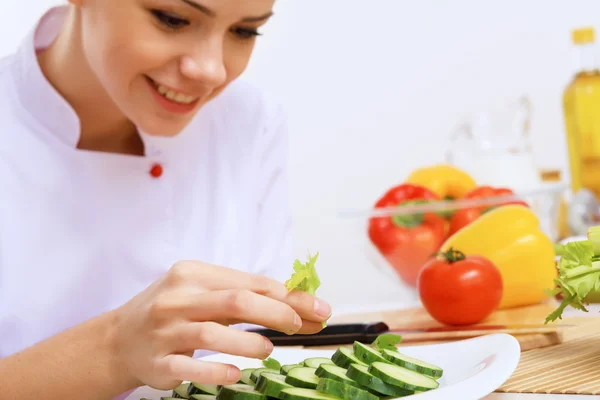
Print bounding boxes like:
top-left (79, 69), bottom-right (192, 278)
top-left (150, 163), bottom-right (163, 178)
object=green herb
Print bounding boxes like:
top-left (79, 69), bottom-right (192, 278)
top-left (371, 333), bottom-right (402, 351)
top-left (285, 252), bottom-right (321, 294)
top-left (285, 252), bottom-right (327, 327)
top-left (546, 227), bottom-right (600, 323)
top-left (262, 357), bottom-right (281, 370)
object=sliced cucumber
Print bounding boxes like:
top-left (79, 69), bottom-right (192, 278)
top-left (188, 382), bottom-right (219, 396)
top-left (255, 372), bottom-right (293, 399)
top-left (331, 347), bottom-right (366, 369)
top-left (190, 395), bottom-right (218, 400)
top-left (303, 357), bottom-right (334, 369)
top-left (345, 363), bottom-right (414, 397)
top-left (285, 367), bottom-right (319, 389)
top-left (240, 369), bottom-right (257, 385)
top-left (281, 364), bottom-right (303, 375)
top-left (381, 349), bottom-right (443, 379)
top-left (314, 364), bottom-right (360, 388)
top-left (316, 378), bottom-right (379, 400)
top-left (280, 388), bottom-right (341, 400)
top-left (216, 384), bottom-right (267, 400)
top-left (250, 368), bottom-right (279, 384)
top-left (353, 342), bottom-right (387, 365)
top-left (369, 361), bottom-right (439, 392)
top-left (173, 383), bottom-right (191, 398)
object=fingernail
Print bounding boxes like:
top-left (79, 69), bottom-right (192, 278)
top-left (264, 338), bottom-right (274, 355)
top-left (227, 366), bottom-right (240, 382)
top-left (314, 298), bottom-right (331, 318)
top-left (293, 313), bottom-right (302, 329)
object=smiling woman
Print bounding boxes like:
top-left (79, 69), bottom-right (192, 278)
top-left (0, 0), bottom-right (331, 399)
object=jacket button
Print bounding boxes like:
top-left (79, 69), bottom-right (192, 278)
top-left (150, 163), bottom-right (163, 178)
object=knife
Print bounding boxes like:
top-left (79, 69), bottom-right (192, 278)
top-left (248, 321), bottom-right (573, 346)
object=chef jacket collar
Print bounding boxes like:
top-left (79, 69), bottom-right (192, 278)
top-left (11, 6), bottom-right (201, 157)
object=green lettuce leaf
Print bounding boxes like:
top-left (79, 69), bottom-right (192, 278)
top-left (371, 334), bottom-right (402, 351)
top-left (285, 252), bottom-right (321, 295)
top-left (546, 240), bottom-right (600, 323)
top-left (262, 357), bottom-right (281, 370)
top-left (285, 252), bottom-right (326, 327)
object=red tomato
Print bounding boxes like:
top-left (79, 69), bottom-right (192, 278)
top-left (417, 248), bottom-right (503, 325)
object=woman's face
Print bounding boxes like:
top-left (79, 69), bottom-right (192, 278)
top-left (72, 0), bottom-right (275, 136)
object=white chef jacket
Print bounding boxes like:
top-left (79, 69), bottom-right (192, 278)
top-left (0, 5), bottom-right (294, 363)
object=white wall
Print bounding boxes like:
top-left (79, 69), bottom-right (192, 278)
top-left (3, 1), bottom-right (600, 313)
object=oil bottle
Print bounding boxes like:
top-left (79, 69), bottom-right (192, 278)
top-left (563, 27), bottom-right (600, 198)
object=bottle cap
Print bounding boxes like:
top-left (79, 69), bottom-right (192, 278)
top-left (573, 27), bottom-right (595, 44)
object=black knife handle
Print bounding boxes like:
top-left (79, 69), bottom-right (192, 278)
top-left (247, 322), bottom-right (390, 346)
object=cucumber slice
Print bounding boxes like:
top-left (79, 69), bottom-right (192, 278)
top-left (369, 361), bottom-right (439, 392)
top-left (285, 367), bottom-right (319, 389)
top-left (217, 384), bottom-right (267, 400)
top-left (280, 388), bottom-right (341, 400)
top-left (381, 349), bottom-right (443, 379)
top-left (281, 364), bottom-right (303, 375)
top-left (303, 357), bottom-right (334, 369)
top-left (353, 342), bottom-right (387, 365)
top-left (173, 383), bottom-right (191, 398)
top-left (316, 378), bottom-right (379, 400)
top-left (190, 395), bottom-right (217, 400)
top-left (314, 364), bottom-right (360, 388)
top-left (331, 347), bottom-right (366, 369)
top-left (255, 372), bottom-right (293, 399)
top-left (250, 368), bottom-right (279, 384)
top-left (188, 382), bottom-right (219, 395)
top-left (345, 363), bottom-right (414, 397)
top-left (240, 369), bottom-right (257, 385)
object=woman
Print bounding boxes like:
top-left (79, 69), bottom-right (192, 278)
top-left (0, 0), bottom-right (331, 399)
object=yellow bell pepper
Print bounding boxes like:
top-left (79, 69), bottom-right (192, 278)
top-left (406, 164), bottom-right (477, 199)
top-left (439, 204), bottom-right (558, 309)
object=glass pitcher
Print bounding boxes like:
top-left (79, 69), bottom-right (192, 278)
top-left (445, 96), bottom-right (543, 192)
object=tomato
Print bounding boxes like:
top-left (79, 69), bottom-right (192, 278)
top-left (416, 248), bottom-right (503, 325)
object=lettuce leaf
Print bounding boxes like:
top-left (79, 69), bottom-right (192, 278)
top-left (285, 252), bottom-right (321, 295)
top-left (285, 252), bottom-right (326, 327)
top-left (546, 240), bottom-right (600, 323)
top-left (371, 333), bottom-right (402, 351)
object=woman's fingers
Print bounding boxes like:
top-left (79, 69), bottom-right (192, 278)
top-left (168, 262), bottom-right (331, 324)
top-left (156, 354), bottom-right (241, 386)
top-left (294, 319), bottom-right (326, 335)
top-left (284, 289), bottom-right (331, 322)
top-left (172, 321), bottom-right (274, 359)
top-left (168, 262), bottom-right (289, 299)
top-left (190, 289), bottom-right (303, 335)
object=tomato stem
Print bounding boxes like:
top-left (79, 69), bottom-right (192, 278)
top-left (436, 247), bottom-right (466, 263)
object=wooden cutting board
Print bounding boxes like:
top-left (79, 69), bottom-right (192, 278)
top-left (495, 316), bottom-right (600, 394)
top-left (318, 299), bottom-right (564, 351)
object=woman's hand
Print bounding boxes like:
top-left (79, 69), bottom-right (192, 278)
top-left (111, 261), bottom-right (331, 391)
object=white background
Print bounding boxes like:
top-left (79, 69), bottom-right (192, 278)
top-left (2, 1), bottom-right (599, 312)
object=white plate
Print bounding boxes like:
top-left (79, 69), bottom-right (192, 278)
top-left (128, 333), bottom-right (520, 400)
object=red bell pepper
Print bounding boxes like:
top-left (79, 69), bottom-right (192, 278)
top-left (448, 185), bottom-right (529, 236)
top-left (368, 184), bottom-right (448, 288)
